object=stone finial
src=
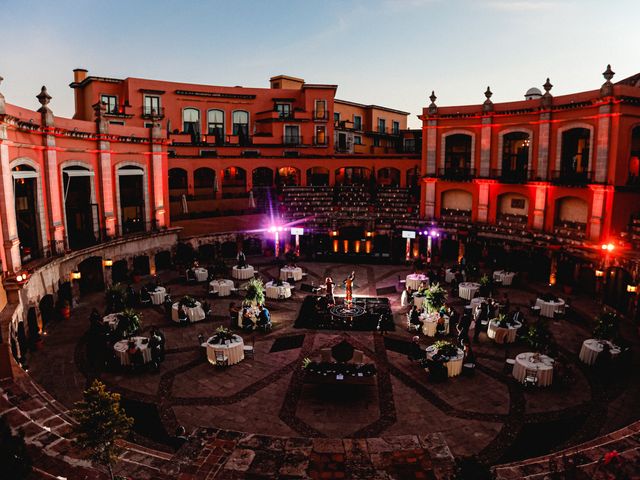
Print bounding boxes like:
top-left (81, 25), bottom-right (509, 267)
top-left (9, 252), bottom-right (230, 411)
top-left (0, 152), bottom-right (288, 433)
top-left (93, 101), bottom-right (108, 134)
top-left (428, 90), bottom-right (438, 114)
top-left (0, 76), bottom-right (5, 115)
top-left (36, 86), bottom-right (51, 108)
top-left (541, 78), bottom-right (553, 109)
top-left (600, 64), bottom-right (615, 97)
top-left (482, 86), bottom-right (493, 112)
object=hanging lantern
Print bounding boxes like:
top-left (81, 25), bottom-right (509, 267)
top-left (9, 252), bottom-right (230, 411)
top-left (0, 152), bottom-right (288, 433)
top-left (104, 258), bottom-right (113, 268)
top-left (71, 270), bottom-right (81, 280)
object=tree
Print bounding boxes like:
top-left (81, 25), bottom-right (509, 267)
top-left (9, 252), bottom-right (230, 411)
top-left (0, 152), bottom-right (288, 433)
top-left (0, 415), bottom-right (32, 479)
top-left (72, 380), bottom-right (133, 480)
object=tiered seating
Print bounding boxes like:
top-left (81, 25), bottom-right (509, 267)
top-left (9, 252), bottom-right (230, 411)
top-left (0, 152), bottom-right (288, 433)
top-left (375, 187), bottom-right (420, 230)
top-left (333, 185), bottom-right (371, 222)
top-left (496, 213), bottom-right (528, 230)
top-left (281, 186), bottom-right (334, 229)
top-left (553, 220), bottom-right (586, 240)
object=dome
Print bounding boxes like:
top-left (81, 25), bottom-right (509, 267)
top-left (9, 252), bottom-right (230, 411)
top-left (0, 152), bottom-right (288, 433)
top-left (525, 87), bottom-right (543, 100)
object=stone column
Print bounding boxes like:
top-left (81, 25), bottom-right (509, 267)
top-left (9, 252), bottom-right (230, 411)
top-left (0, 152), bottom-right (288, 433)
top-left (479, 117), bottom-right (492, 177)
top-left (423, 178), bottom-right (436, 219)
top-left (37, 87), bottom-right (65, 253)
top-left (94, 103), bottom-right (116, 237)
top-left (476, 181), bottom-right (490, 223)
top-left (151, 122), bottom-right (167, 229)
top-left (536, 113), bottom-right (551, 180)
top-left (594, 103), bottom-right (611, 183)
top-left (588, 186), bottom-right (608, 242)
top-left (0, 79), bottom-right (21, 272)
top-left (532, 184), bottom-right (548, 231)
top-left (425, 120), bottom-right (437, 176)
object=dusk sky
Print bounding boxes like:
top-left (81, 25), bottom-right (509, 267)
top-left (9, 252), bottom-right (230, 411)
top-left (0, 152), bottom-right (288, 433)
top-left (1, 0), bottom-right (639, 127)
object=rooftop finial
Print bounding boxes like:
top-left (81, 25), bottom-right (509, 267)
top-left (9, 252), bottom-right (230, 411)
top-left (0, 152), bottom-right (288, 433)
top-left (36, 86), bottom-right (51, 107)
top-left (603, 64), bottom-right (615, 82)
top-left (601, 64), bottom-right (615, 97)
top-left (483, 86), bottom-right (493, 112)
top-left (541, 78), bottom-right (553, 109)
top-left (543, 78), bottom-right (553, 94)
top-left (428, 90), bottom-right (438, 114)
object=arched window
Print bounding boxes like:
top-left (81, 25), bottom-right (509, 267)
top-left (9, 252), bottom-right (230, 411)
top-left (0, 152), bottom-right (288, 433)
top-left (232, 110), bottom-right (249, 144)
top-left (502, 132), bottom-right (530, 182)
top-left (444, 134), bottom-right (472, 179)
top-left (629, 126), bottom-right (640, 185)
top-left (560, 128), bottom-right (590, 182)
top-left (207, 110), bottom-right (225, 144)
top-left (182, 108), bottom-right (200, 135)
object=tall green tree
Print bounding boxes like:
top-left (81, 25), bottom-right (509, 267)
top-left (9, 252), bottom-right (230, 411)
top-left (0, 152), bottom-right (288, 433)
top-left (0, 415), bottom-right (32, 479)
top-left (72, 380), bottom-right (133, 480)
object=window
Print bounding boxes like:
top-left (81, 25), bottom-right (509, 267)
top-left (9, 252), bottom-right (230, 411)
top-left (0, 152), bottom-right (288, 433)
top-left (232, 110), bottom-right (249, 136)
top-left (392, 121), bottom-right (400, 135)
top-left (378, 118), bottom-right (386, 133)
top-left (143, 96), bottom-right (161, 116)
top-left (182, 108), bottom-right (200, 135)
top-left (629, 126), bottom-right (640, 185)
top-left (207, 109), bottom-right (225, 143)
top-left (560, 128), bottom-right (590, 176)
top-left (109, 120), bottom-right (124, 126)
top-left (101, 95), bottom-right (118, 114)
top-left (276, 103), bottom-right (292, 119)
top-left (444, 134), bottom-right (472, 175)
top-left (315, 126), bottom-right (326, 145)
top-left (373, 137), bottom-right (380, 147)
top-left (334, 112), bottom-right (340, 124)
top-left (502, 132), bottom-right (530, 181)
top-left (354, 135), bottom-right (362, 145)
top-left (284, 125), bottom-right (300, 145)
top-left (144, 122), bottom-right (154, 128)
top-left (315, 100), bottom-right (327, 119)
top-left (353, 115), bottom-right (362, 131)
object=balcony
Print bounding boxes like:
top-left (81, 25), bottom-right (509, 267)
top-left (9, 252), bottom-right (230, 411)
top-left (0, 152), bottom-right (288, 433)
top-left (551, 170), bottom-right (593, 185)
top-left (491, 169), bottom-right (533, 183)
top-left (142, 106), bottom-right (165, 119)
top-left (284, 135), bottom-right (302, 146)
top-left (439, 167), bottom-right (476, 181)
top-left (103, 104), bottom-right (133, 118)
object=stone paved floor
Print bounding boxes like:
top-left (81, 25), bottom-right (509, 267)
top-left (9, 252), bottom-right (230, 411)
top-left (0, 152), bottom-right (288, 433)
top-left (27, 258), bottom-right (640, 467)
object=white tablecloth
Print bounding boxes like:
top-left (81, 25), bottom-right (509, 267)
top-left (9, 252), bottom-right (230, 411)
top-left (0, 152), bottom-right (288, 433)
top-left (470, 297), bottom-right (485, 309)
top-left (194, 268), bottom-right (208, 282)
top-left (426, 345), bottom-right (464, 377)
top-left (445, 269), bottom-right (465, 283)
top-left (113, 336), bottom-right (152, 366)
top-left (413, 294), bottom-right (425, 309)
top-left (579, 339), bottom-right (621, 366)
top-left (513, 352), bottom-right (554, 387)
top-left (487, 319), bottom-right (522, 344)
top-left (535, 298), bottom-right (565, 318)
top-left (206, 334), bottom-right (244, 365)
top-left (493, 270), bottom-right (515, 286)
top-left (266, 281), bottom-right (292, 299)
top-left (149, 286), bottom-right (166, 305)
top-left (102, 312), bottom-right (121, 330)
top-left (406, 274), bottom-right (429, 290)
top-left (210, 279), bottom-right (234, 297)
top-left (172, 301), bottom-right (206, 322)
top-left (280, 266), bottom-right (302, 282)
top-left (420, 312), bottom-right (450, 337)
top-left (232, 265), bottom-right (255, 280)
top-left (459, 282), bottom-right (480, 301)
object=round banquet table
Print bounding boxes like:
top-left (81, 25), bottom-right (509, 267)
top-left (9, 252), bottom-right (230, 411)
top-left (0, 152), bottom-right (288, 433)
top-left (102, 312), bottom-right (121, 330)
top-left (425, 345), bottom-right (464, 377)
top-left (194, 267), bottom-right (209, 282)
top-left (206, 334), bottom-right (244, 365)
top-left (266, 281), bottom-right (292, 299)
top-left (113, 336), bottom-right (152, 366)
top-left (579, 339), bottom-right (621, 366)
top-left (171, 301), bottom-right (206, 323)
top-left (420, 312), bottom-right (450, 337)
top-left (459, 282), bottom-right (481, 301)
top-left (280, 266), bottom-right (303, 282)
top-left (444, 269), bottom-right (456, 283)
top-left (493, 270), bottom-right (515, 286)
top-left (232, 265), bottom-right (255, 280)
top-left (535, 298), bottom-right (565, 318)
top-left (487, 319), bottom-right (522, 344)
top-left (470, 297), bottom-right (485, 310)
top-left (406, 273), bottom-right (429, 290)
top-left (149, 286), bottom-right (166, 305)
top-left (209, 279), bottom-right (234, 297)
top-left (513, 352), bottom-right (554, 387)
top-left (413, 294), bottom-right (425, 309)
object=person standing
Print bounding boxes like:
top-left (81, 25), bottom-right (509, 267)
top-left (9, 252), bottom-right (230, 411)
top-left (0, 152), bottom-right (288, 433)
top-left (344, 271), bottom-right (355, 306)
top-left (325, 277), bottom-right (335, 306)
top-left (237, 250), bottom-right (247, 268)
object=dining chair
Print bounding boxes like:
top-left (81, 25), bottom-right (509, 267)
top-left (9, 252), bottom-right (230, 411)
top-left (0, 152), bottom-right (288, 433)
top-left (524, 368), bottom-right (538, 387)
top-left (215, 350), bottom-right (229, 366)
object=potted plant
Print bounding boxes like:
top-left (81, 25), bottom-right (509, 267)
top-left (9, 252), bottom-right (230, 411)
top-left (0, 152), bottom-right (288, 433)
top-left (479, 274), bottom-right (492, 297)
top-left (118, 309), bottom-right (142, 338)
top-left (524, 321), bottom-right (552, 353)
top-left (244, 278), bottom-right (265, 306)
top-left (425, 283), bottom-right (447, 314)
top-left (593, 311), bottom-right (619, 341)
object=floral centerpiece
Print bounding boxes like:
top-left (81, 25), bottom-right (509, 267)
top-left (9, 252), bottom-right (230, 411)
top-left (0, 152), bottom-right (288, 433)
top-left (523, 321), bottom-right (552, 352)
top-left (539, 292), bottom-right (558, 302)
top-left (496, 313), bottom-right (509, 328)
top-left (209, 326), bottom-right (235, 345)
top-left (593, 311), bottom-right (619, 341)
top-left (180, 295), bottom-right (198, 308)
top-left (479, 274), bottom-right (492, 296)
top-left (432, 340), bottom-right (459, 358)
top-left (116, 309), bottom-right (142, 338)
top-left (244, 278), bottom-right (265, 306)
top-left (425, 282), bottom-right (447, 314)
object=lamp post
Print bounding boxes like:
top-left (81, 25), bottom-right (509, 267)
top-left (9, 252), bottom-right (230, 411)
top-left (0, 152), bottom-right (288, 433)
top-left (402, 230), bottom-right (416, 262)
top-left (291, 227), bottom-right (304, 256)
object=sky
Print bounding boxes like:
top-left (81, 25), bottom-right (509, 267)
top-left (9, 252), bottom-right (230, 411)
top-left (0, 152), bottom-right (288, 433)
top-left (1, 0), bottom-right (639, 127)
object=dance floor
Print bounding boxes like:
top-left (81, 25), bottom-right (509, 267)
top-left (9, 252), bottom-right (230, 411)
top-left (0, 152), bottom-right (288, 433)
top-left (295, 295), bottom-right (395, 331)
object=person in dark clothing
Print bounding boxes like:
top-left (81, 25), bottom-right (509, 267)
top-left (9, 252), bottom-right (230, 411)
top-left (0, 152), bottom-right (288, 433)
top-left (257, 304), bottom-right (271, 329)
top-left (448, 308), bottom-right (459, 337)
top-left (409, 305), bottom-right (423, 331)
top-left (457, 312), bottom-right (472, 346)
top-left (407, 336), bottom-right (425, 361)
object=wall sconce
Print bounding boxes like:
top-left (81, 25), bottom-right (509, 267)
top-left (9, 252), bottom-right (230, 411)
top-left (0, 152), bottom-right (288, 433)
top-left (627, 285), bottom-right (638, 293)
top-left (16, 272), bottom-right (29, 283)
top-left (365, 231), bottom-right (374, 238)
top-left (331, 230), bottom-right (338, 237)
top-left (104, 258), bottom-right (113, 268)
top-left (71, 270), bottom-right (81, 281)
top-left (595, 270), bottom-right (604, 277)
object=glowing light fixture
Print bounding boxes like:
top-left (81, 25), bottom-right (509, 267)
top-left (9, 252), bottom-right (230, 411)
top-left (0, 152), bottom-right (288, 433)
top-left (595, 269), bottom-right (604, 277)
top-left (601, 243), bottom-right (615, 252)
top-left (627, 285), bottom-right (637, 293)
top-left (104, 258), bottom-right (113, 268)
top-left (71, 270), bottom-right (81, 280)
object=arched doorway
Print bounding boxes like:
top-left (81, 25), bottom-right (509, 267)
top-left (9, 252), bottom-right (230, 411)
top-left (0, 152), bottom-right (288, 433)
top-left (168, 168), bottom-right (188, 201)
top-left (501, 132), bottom-right (530, 182)
top-left (112, 260), bottom-right (128, 284)
top-left (12, 164), bottom-right (43, 262)
top-left (252, 167), bottom-right (273, 188)
top-left (604, 267), bottom-right (632, 312)
top-left (118, 165), bottom-right (146, 234)
top-left (275, 167), bottom-right (300, 187)
top-left (63, 165), bottom-right (97, 250)
top-left (496, 193), bottom-right (529, 227)
top-left (39, 295), bottom-right (55, 327)
top-left (133, 255), bottom-right (150, 275)
top-left (441, 189), bottom-right (473, 218)
top-left (154, 251), bottom-right (172, 271)
top-left (560, 127), bottom-right (591, 181)
top-left (444, 134), bottom-right (472, 178)
top-left (78, 256), bottom-right (105, 294)
top-left (377, 167), bottom-right (400, 187)
top-left (554, 196), bottom-right (588, 239)
top-left (222, 167), bottom-right (246, 198)
top-left (194, 168), bottom-right (215, 199)
top-left (335, 167), bottom-right (371, 186)
top-left (307, 167), bottom-right (330, 186)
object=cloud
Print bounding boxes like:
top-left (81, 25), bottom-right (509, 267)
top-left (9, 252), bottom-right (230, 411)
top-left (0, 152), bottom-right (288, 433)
top-left (483, 0), bottom-right (569, 11)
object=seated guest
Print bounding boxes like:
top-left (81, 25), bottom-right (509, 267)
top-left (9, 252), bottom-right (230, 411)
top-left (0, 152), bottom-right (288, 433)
top-left (511, 306), bottom-right (524, 324)
top-left (436, 315), bottom-right (446, 335)
top-left (257, 304), bottom-right (271, 330)
top-left (400, 285), bottom-right (413, 309)
top-left (409, 305), bottom-right (423, 331)
top-left (502, 293), bottom-right (511, 315)
top-left (276, 277), bottom-right (284, 287)
top-left (178, 305), bottom-right (189, 325)
top-left (448, 307), bottom-right (459, 336)
top-left (139, 286), bottom-right (151, 305)
top-left (201, 301), bottom-right (211, 316)
top-left (242, 308), bottom-right (255, 332)
top-left (407, 336), bottom-right (425, 361)
top-left (463, 343), bottom-right (476, 364)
